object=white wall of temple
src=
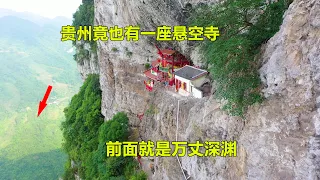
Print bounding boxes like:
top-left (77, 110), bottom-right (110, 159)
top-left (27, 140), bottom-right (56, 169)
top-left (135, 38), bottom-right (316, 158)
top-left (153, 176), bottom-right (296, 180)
top-left (175, 75), bottom-right (207, 98)
top-left (191, 86), bottom-right (203, 98)
top-left (191, 75), bottom-right (207, 87)
top-left (175, 76), bottom-right (191, 92)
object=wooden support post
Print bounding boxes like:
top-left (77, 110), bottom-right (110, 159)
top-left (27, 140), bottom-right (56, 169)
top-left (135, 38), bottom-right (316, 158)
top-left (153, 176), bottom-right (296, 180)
top-left (172, 54), bottom-right (174, 72)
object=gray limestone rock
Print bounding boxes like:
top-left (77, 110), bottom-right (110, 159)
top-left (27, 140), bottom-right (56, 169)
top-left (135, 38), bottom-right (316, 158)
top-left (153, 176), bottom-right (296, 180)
top-left (77, 0), bottom-right (320, 179)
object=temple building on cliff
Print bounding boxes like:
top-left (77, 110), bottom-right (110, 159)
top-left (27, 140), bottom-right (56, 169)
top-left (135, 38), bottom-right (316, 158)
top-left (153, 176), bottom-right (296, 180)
top-left (144, 46), bottom-right (210, 98)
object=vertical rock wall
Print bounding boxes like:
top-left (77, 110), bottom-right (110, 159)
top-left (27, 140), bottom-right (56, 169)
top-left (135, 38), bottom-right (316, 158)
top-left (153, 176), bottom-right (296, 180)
top-left (91, 0), bottom-right (320, 179)
top-left (76, 42), bottom-right (99, 80)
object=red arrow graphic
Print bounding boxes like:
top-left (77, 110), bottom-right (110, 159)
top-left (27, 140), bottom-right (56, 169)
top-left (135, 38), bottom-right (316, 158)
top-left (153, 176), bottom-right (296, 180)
top-left (37, 85), bottom-right (53, 117)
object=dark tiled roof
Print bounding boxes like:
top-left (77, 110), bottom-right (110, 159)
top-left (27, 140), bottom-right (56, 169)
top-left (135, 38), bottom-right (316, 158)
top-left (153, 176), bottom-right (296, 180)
top-left (173, 65), bottom-right (207, 80)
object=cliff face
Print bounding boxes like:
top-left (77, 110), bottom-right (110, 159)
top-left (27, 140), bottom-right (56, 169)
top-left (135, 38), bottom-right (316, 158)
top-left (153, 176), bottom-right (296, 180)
top-left (90, 0), bottom-right (320, 179)
top-left (95, 0), bottom-right (204, 119)
top-left (76, 42), bottom-right (99, 80)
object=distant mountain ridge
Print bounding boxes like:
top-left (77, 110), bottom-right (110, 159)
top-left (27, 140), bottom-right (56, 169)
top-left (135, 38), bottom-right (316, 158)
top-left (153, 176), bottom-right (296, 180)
top-left (0, 7), bottom-right (81, 180)
top-left (0, 8), bottom-right (72, 27)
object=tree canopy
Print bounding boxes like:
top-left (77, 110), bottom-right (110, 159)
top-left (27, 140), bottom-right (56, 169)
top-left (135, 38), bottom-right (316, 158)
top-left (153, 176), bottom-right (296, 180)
top-left (71, 0), bottom-right (97, 61)
top-left (61, 74), bottom-right (146, 179)
top-left (188, 0), bottom-right (290, 116)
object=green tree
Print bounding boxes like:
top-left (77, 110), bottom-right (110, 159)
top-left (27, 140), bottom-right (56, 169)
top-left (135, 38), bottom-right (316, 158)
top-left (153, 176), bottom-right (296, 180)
top-left (62, 96), bottom-right (146, 180)
top-left (85, 112), bottom-right (133, 179)
top-left (72, 1), bottom-right (94, 30)
top-left (61, 74), bottom-right (104, 178)
top-left (188, 0), bottom-right (290, 116)
top-left (72, 0), bottom-right (97, 59)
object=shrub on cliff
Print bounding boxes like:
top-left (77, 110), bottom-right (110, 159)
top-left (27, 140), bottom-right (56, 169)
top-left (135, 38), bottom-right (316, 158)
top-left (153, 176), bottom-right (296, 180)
top-left (85, 112), bottom-right (146, 179)
top-left (72, 0), bottom-right (97, 60)
top-left (72, 0), bottom-right (94, 35)
top-left (61, 74), bottom-right (104, 178)
top-left (61, 77), bottom-right (146, 179)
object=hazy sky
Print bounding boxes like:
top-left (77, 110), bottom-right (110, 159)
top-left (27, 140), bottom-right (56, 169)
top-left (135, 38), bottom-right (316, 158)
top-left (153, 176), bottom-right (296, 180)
top-left (0, 0), bottom-right (82, 18)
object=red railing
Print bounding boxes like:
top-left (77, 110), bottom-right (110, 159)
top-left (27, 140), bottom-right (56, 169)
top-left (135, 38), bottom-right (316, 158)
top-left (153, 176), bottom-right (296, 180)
top-left (144, 81), bottom-right (153, 91)
top-left (146, 85), bottom-right (153, 91)
top-left (137, 113), bottom-right (144, 120)
top-left (169, 79), bottom-right (175, 86)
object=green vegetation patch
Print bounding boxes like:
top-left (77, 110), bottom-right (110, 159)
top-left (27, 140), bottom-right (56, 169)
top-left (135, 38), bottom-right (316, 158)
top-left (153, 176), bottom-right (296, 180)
top-left (72, 0), bottom-right (96, 62)
top-left (145, 104), bottom-right (158, 115)
top-left (0, 16), bottom-right (81, 179)
top-left (125, 47), bottom-right (133, 58)
top-left (188, 0), bottom-right (290, 116)
top-left (144, 63), bottom-right (151, 69)
top-left (111, 47), bottom-right (119, 52)
top-left (61, 74), bottom-right (147, 179)
top-left (0, 150), bottom-right (67, 180)
top-left (61, 74), bottom-right (104, 166)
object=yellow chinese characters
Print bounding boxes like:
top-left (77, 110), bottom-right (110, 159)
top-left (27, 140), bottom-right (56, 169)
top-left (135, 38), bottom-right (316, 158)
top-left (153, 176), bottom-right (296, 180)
top-left (122, 141), bottom-right (138, 157)
top-left (106, 141), bottom-right (122, 157)
top-left (172, 141), bottom-right (187, 156)
top-left (105, 140), bottom-right (237, 157)
top-left (172, 26), bottom-right (188, 41)
top-left (60, 25), bottom-right (76, 41)
top-left (156, 26), bottom-right (172, 41)
top-left (139, 140), bottom-right (155, 156)
top-left (93, 26), bottom-right (108, 41)
top-left (77, 26), bottom-right (92, 41)
top-left (188, 26), bottom-right (204, 41)
top-left (61, 25), bottom-right (219, 42)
